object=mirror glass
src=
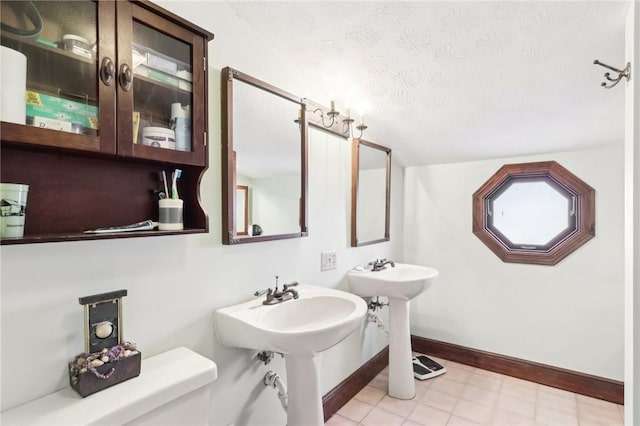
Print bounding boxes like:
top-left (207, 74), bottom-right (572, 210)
top-left (222, 68), bottom-right (308, 244)
top-left (472, 161), bottom-right (595, 265)
top-left (352, 139), bottom-right (391, 246)
top-left (236, 185), bottom-right (248, 236)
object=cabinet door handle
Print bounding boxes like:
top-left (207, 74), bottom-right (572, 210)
top-left (100, 57), bottom-right (115, 86)
top-left (119, 63), bottom-right (133, 91)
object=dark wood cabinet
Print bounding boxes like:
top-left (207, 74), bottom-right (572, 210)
top-left (0, 0), bottom-right (214, 244)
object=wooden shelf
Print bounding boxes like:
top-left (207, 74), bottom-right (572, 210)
top-left (1, 228), bottom-right (206, 245)
top-left (0, 146), bottom-right (208, 244)
top-left (134, 73), bottom-right (192, 96)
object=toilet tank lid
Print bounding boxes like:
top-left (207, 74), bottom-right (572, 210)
top-left (1, 347), bottom-right (218, 426)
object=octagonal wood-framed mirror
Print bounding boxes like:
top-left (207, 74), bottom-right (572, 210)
top-left (472, 161), bottom-right (595, 265)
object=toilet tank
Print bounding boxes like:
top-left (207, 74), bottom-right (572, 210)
top-left (1, 347), bottom-right (218, 426)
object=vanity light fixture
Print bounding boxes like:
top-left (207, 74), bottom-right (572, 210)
top-left (297, 99), bottom-right (368, 139)
top-left (341, 106), bottom-right (368, 139)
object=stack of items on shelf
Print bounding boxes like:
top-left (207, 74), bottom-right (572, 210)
top-left (25, 90), bottom-right (98, 134)
top-left (132, 43), bottom-right (192, 91)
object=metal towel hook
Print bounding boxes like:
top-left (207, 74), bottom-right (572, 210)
top-left (594, 60), bottom-right (631, 89)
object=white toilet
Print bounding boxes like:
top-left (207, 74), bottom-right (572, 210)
top-left (1, 347), bottom-right (217, 426)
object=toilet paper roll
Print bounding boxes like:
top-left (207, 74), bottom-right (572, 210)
top-left (0, 46), bottom-right (27, 125)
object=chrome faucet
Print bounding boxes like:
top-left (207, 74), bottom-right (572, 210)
top-left (254, 276), bottom-right (299, 305)
top-left (368, 258), bottom-right (396, 272)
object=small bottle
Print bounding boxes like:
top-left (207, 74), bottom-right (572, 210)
top-left (170, 103), bottom-right (191, 151)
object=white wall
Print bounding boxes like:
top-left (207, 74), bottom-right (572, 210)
top-left (0, 2), bottom-right (404, 424)
top-left (404, 146), bottom-right (625, 380)
top-left (251, 174), bottom-right (300, 235)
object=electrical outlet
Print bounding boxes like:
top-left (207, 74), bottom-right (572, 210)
top-left (321, 251), bottom-right (337, 272)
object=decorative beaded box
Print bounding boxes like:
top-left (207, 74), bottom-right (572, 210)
top-left (68, 289), bottom-right (141, 397)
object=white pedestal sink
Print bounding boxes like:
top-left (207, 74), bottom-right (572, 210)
top-left (214, 285), bottom-right (367, 426)
top-left (348, 263), bottom-right (439, 399)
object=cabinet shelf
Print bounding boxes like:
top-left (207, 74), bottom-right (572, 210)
top-left (1, 228), bottom-right (206, 245)
top-left (0, 143), bottom-right (208, 245)
top-left (1, 122), bottom-right (101, 152)
top-left (134, 72), bottom-right (192, 96)
top-left (2, 32), bottom-right (96, 65)
top-left (2, 34), bottom-right (97, 102)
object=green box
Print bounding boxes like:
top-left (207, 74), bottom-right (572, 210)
top-left (25, 91), bottom-right (98, 129)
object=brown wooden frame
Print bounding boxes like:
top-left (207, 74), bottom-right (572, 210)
top-left (221, 67), bottom-right (308, 245)
top-left (472, 161), bottom-right (595, 265)
top-left (351, 139), bottom-right (391, 247)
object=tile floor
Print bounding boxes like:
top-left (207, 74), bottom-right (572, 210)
top-left (325, 355), bottom-right (624, 426)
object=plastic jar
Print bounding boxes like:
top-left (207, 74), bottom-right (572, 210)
top-left (142, 127), bottom-right (176, 150)
top-left (61, 34), bottom-right (93, 59)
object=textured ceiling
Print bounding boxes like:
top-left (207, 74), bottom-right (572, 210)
top-left (226, 1), bottom-right (629, 166)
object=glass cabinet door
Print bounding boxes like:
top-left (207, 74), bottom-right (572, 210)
top-left (0, 1), bottom-right (116, 153)
top-left (116, 2), bottom-right (206, 166)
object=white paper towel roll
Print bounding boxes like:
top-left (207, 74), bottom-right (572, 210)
top-left (0, 46), bottom-right (27, 125)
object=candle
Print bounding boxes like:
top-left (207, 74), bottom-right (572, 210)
top-left (346, 108), bottom-right (351, 119)
top-left (330, 100), bottom-right (335, 112)
top-left (360, 115), bottom-right (365, 126)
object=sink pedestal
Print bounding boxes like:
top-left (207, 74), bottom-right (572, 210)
top-left (347, 263), bottom-right (439, 400)
top-left (388, 298), bottom-right (415, 399)
top-left (285, 354), bottom-right (323, 426)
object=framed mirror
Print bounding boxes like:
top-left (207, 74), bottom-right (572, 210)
top-left (222, 67), bottom-right (308, 244)
top-left (472, 161), bottom-right (595, 265)
top-left (351, 139), bottom-right (391, 246)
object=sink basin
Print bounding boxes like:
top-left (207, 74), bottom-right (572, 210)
top-left (348, 263), bottom-right (439, 400)
top-left (214, 284), bottom-right (367, 426)
top-left (348, 263), bottom-right (439, 300)
top-left (214, 285), bottom-right (366, 355)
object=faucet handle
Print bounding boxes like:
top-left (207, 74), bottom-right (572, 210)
top-left (283, 281), bottom-right (299, 290)
top-left (254, 288), bottom-right (271, 297)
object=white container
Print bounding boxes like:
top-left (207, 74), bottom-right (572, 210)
top-left (142, 127), bottom-right (175, 150)
top-left (0, 183), bottom-right (29, 238)
top-left (61, 34), bottom-right (93, 59)
top-left (0, 46), bottom-right (27, 125)
top-left (158, 198), bottom-right (183, 231)
top-left (170, 103), bottom-right (191, 151)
